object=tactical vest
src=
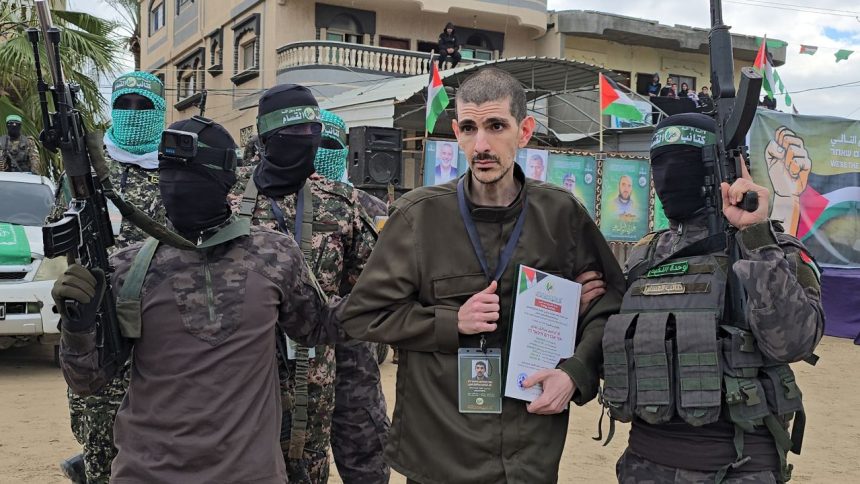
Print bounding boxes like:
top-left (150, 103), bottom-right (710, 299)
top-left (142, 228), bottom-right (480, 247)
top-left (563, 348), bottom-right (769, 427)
top-left (600, 230), bottom-right (806, 482)
top-left (1, 135), bottom-right (33, 172)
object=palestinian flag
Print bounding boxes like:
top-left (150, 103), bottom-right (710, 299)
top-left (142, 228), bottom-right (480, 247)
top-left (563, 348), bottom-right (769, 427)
top-left (797, 172), bottom-right (860, 241)
top-left (426, 57), bottom-right (450, 134)
top-left (799, 45), bottom-right (818, 56)
top-left (599, 73), bottom-right (643, 122)
top-left (518, 266), bottom-right (547, 294)
top-left (754, 36), bottom-right (776, 100)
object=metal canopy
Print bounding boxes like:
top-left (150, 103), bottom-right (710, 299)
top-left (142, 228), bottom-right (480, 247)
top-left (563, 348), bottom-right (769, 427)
top-left (320, 57), bottom-right (628, 143)
top-left (322, 56), bottom-right (622, 109)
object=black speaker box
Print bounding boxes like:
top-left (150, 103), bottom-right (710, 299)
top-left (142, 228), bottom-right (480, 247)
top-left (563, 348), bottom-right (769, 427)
top-left (348, 126), bottom-right (403, 188)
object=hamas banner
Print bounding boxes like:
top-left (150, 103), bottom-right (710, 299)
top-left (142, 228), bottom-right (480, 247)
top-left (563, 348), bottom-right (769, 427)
top-left (749, 109), bottom-right (860, 267)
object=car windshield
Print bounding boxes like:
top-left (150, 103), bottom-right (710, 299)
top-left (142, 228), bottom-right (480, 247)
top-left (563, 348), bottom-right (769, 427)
top-left (0, 180), bottom-right (55, 226)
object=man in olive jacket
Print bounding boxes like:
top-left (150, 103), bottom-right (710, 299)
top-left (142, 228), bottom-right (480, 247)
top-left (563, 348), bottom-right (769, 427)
top-left (340, 68), bottom-right (625, 483)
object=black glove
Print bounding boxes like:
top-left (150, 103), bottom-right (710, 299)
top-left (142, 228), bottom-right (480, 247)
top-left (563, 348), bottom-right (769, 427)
top-left (51, 264), bottom-right (106, 333)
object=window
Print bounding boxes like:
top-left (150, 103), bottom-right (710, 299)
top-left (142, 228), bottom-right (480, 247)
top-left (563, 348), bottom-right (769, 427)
top-left (614, 70), bottom-right (631, 89)
top-left (241, 40), bottom-right (256, 71)
top-left (231, 13), bottom-right (261, 85)
top-left (461, 32), bottom-right (496, 61)
top-left (176, 0), bottom-right (192, 15)
top-left (315, 4), bottom-right (375, 45)
top-left (326, 13), bottom-right (362, 44)
top-left (379, 36), bottom-right (409, 50)
top-left (174, 47), bottom-right (205, 111)
top-left (149, 1), bottom-right (165, 35)
top-left (207, 28), bottom-right (223, 75)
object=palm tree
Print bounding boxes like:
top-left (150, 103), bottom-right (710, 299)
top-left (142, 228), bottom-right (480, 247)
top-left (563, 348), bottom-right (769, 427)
top-left (104, 0), bottom-right (140, 70)
top-left (0, 0), bottom-right (123, 177)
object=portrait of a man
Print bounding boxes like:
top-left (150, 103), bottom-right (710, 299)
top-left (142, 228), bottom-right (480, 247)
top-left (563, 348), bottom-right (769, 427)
top-left (613, 174), bottom-right (636, 218)
top-left (472, 360), bottom-right (489, 381)
top-left (435, 142), bottom-right (458, 184)
top-left (562, 173), bottom-right (576, 193)
top-left (526, 153), bottom-right (546, 181)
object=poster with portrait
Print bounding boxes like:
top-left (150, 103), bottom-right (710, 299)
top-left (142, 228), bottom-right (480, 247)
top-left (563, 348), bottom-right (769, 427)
top-left (599, 158), bottom-right (651, 241)
top-left (749, 109), bottom-right (860, 267)
top-left (516, 148), bottom-right (549, 181)
top-left (424, 139), bottom-right (463, 186)
top-left (546, 153), bottom-right (597, 218)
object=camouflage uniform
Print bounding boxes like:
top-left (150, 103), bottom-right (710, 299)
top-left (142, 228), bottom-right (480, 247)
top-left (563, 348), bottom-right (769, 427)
top-left (58, 220), bottom-right (345, 483)
top-left (614, 216), bottom-right (824, 483)
top-left (232, 166), bottom-right (388, 483)
top-left (64, 155), bottom-right (164, 484)
top-left (331, 187), bottom-right (391, 484)
top-left (0, 135), bottom-right (40, 173)
top-left (616, 449), bottom-right (780, 484)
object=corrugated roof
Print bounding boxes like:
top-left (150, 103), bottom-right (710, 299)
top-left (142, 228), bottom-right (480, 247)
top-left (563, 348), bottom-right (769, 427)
top-left (320, 56), bottom-right (624, 110)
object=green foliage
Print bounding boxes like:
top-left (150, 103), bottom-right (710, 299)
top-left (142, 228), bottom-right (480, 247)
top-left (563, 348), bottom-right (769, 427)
top-left (0, 0), bottom-right (123, 178)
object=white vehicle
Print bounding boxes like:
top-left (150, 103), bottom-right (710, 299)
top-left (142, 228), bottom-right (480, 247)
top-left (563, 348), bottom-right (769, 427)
top-left (0, 172), bottom-right (67, 363)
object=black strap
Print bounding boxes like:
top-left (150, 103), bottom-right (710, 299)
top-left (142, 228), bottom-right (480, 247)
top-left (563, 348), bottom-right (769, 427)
top-left (295, 187), bottom-right (305, 241)
top-left (456, 176), bottom-right (527, 283)
top-left (269, 196), bottom-right (289, 233)
top-left (627, 233), bottom-right (727, 283)
top-left (121, 165), bottom-right (130, 192)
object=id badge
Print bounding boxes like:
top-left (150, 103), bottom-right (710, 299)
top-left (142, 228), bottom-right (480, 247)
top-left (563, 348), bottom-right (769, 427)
top-left (458, 348), bottom-right (502, 414)
top-left (286, 336), bottom-right (316, 360)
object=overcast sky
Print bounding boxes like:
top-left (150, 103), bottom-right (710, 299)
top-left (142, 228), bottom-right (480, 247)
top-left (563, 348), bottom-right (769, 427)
top-left (69, 1), bottom-right (860, 120)
top-left (548, 0), bottom-right (860, 120)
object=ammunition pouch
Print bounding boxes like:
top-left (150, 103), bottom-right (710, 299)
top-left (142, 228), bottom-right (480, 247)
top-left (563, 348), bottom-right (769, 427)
top-left (601, 244), bottom-right (807, 482)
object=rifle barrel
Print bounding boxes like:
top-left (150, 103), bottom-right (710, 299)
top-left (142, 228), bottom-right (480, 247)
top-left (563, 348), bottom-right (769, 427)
top-left (35, 0), bottom-right (61, 87)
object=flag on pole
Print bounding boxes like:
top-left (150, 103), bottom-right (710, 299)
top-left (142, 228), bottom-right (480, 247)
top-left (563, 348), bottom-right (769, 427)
top-left (426, 56), bottom-right (450, 134)
top-left (599, 73), bottom-right (643, 122)
top-left (754, 36), bottom-right (776, 100)
top-left (799, 45), bottom-right (818, 55)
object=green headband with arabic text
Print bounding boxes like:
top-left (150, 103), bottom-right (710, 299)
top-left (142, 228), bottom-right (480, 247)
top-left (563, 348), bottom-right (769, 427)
top-left (650, 125), bottom-right (717, 150)
top-left (112, 74), bottom-right (164, 99)
top-left (257, 105), bottom-right (322, 136)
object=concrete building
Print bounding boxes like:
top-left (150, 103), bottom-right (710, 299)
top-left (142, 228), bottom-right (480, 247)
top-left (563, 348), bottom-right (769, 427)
top-left (540, 10), bottom-right (787, 154)
top-left (139, 2), bottom-right (782, 154)
top-left (140, 0), bottom-right (550, 146)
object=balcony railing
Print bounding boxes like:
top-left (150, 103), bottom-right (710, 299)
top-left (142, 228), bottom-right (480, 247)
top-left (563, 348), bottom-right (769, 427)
top-left (276, 40), bottom-right (484, 77)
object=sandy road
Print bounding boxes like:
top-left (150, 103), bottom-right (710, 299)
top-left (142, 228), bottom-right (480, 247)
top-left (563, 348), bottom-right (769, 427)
top-left (1, 336), bottom-right (858, 483)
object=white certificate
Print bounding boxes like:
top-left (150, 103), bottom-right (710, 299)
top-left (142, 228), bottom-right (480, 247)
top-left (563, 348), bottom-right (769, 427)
top-left (505, 265), bottom-right (581, 402)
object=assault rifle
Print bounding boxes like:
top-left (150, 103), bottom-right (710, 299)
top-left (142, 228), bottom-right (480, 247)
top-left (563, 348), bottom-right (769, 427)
top-left (705, 1), bottom-right (763, 327)
top-left (33, 1), bottom-right (130, 376)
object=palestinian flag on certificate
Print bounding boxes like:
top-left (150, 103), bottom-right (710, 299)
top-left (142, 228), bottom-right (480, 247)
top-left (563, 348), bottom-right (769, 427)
top-left (599, 73), bottom-right (643, 122)
top-left (797, 172), bottom-right (860, 244)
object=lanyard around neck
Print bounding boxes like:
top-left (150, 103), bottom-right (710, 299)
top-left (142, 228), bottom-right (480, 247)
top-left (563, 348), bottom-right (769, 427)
top-left (456, 176), bottom-right (527, 283)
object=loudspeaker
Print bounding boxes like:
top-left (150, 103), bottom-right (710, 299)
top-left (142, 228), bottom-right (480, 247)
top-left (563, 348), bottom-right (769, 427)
top-left (348, 126), bottom-right (403, 188)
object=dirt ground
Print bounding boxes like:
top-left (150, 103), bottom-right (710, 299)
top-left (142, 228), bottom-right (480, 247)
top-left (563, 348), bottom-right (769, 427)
top-left (1, 336), bottom-right (857, 483)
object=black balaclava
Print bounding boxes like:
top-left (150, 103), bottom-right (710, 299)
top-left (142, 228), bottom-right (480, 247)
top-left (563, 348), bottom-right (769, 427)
top-left (253, 84), bottom-right (322, 197)
top-left (6, 121), bottom-right (21, 139)
top-left (650, 113), bottom-right (717, 221)
top-left (158, 118), bottom-right (238, 240)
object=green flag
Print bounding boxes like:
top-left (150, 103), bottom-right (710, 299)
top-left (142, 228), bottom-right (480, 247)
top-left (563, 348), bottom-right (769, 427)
top-left (0, 223), bottom-right (31, 265)
top-left (835, 49), bottom-right (854, 63)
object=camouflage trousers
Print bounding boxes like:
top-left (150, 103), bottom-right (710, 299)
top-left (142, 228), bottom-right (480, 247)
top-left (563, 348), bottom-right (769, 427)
top-left (67, 359), bottom-right (131, 484)
top-left (280, 344), bottom-right (336, 483)
top-left (332, 340), bottom-right (390, 484)
top-left (616, 449), bottom-right (781, 484)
